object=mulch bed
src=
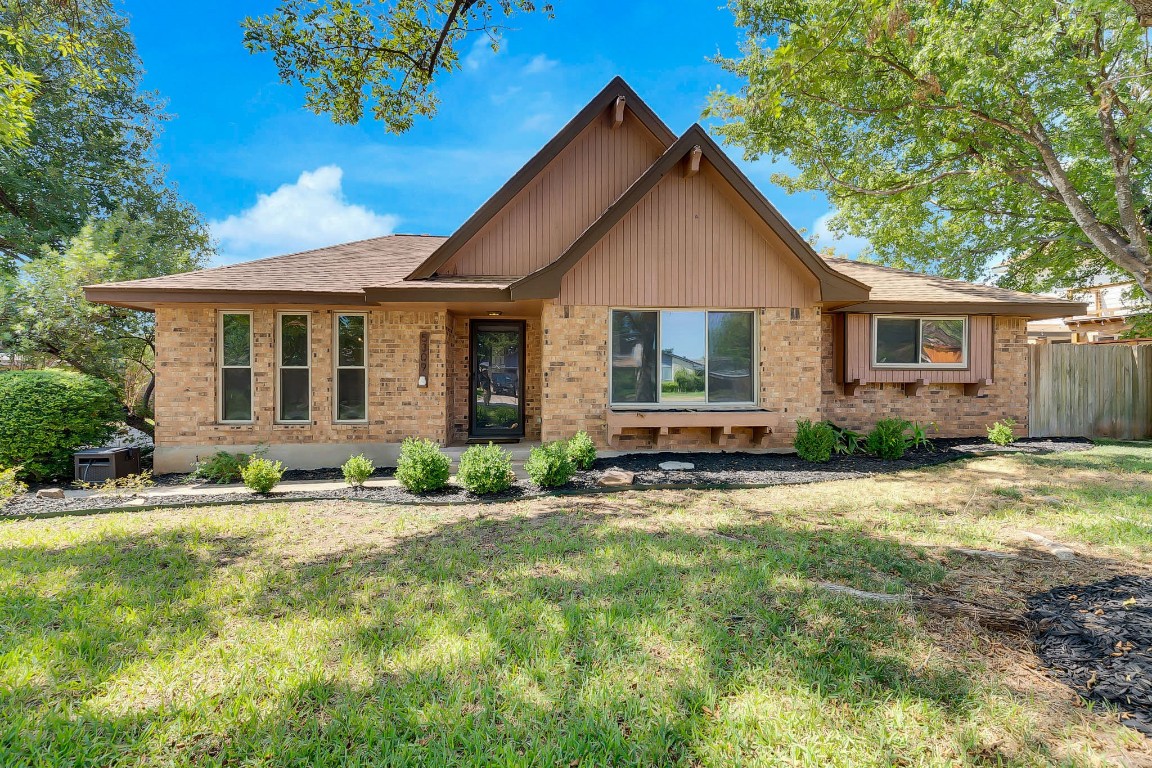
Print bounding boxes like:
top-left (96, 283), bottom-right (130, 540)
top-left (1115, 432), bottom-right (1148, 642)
top-left (1, 436), bottom-right (1093, 518)
top-left (1028, 576), bottom-right (1152, 736)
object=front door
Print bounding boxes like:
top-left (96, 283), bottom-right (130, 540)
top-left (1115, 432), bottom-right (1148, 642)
top-left (469, 320), bottom-right (525, 439)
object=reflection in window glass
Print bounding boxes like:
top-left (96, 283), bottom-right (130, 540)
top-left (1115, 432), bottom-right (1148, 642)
top-left (610, 310), bottom-right (756, 405)
top-left (220, 313), bottom-right (252, 421)
top-left (708, 312), bottom-right (754, 403)
top-left (660, 311), bottom-right (706, 403)
top-left (921, 319), bottom-right (965, 364)
top-left (278, 314), bottom-right (310, 421)
top-left (874, 317), bottom-right (920, 365)
top-left (611, 311), bottom-right (658, 404)
top-left (335, 314), bottom-right (367, 421)
top-left (874, 317), bottom-right (967, 366)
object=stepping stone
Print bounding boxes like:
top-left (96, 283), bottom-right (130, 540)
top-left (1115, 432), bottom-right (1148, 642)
top-left (598, 469), bottom-right (635, 487)
top-left (658, 461), bottom-right (695, 471)
top-left (36, 488), bottom-right (64, 499)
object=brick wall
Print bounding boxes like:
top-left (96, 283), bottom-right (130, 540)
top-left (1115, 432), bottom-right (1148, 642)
top-left (819, 314), bottom-right (1030, 436)
top-left (154, 305), bottom-right (450, 452)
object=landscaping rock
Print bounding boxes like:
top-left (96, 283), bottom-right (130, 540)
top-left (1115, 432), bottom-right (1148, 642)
top-left (36, 488), bottom-right (64, 500)
top-left (658, 461), bottom-right (695, 471)
top-left (598, 469), bottom-right (635, 487)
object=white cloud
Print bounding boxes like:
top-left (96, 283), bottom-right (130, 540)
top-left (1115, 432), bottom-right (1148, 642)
top-left (523, 54), bottom-right (557, 74)
top-left (210, 166), bottom-right (399, 264)
top-left (464, 36), bottom-right (500, 71)
top-left (811, 210), bottom-right (871, 258)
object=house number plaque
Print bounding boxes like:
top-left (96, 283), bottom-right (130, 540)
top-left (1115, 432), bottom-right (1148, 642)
top-left (418, 331), bottom-right (430, 387)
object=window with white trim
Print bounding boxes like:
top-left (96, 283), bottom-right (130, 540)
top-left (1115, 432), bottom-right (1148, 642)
top-left (610, 309), bottom-right (756, 406)
top-left (873, 316), bottom-right (968, 368)
top-left (277, 313), bottom-right (310, 422)
top-left (219, 312), bottom-right (253, 422)
top-left (334, 314), bottom-right (367, 421)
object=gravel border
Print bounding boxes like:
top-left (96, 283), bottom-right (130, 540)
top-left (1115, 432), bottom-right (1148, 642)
top-left (1, 437), bottom-right (1094, 519)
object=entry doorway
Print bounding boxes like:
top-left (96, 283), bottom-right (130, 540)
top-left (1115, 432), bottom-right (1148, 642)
top-left (469, 320), bottom-right (525, 439)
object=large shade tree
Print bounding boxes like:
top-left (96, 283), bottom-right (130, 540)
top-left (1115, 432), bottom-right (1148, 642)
top-left (0, 0), bottom-right (204, 273)
top-left (242, 0), bottom-right (553, 132)
top-left (710, 0), bottom-right (1152, 299)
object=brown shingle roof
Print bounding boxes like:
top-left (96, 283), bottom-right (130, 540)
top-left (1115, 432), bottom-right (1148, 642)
top-left (91, 234), bottom-right (446, 296)
top-left (826, 258), bottom-right (1086, 319)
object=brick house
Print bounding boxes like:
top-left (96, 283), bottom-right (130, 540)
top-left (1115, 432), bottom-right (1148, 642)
top-left (86, 78), bottom-right (1085, 473)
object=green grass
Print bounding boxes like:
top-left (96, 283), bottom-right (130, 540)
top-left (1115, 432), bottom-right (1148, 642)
top-left (1, 442), bottom-right (1150, 766)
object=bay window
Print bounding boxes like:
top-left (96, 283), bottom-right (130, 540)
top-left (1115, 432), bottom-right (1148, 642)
top-left (873, 316), bottom-right (967, 367)
top-left (610, 309), bottom-right (756, 406)
top-left (219, 312), bottom-right (253, 422)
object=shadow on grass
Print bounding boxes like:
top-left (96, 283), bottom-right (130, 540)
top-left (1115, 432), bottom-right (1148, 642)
top-left (0, 499), bottom-right (1122, 766)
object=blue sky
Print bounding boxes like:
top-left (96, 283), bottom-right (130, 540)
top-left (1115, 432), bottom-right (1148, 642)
top-left (127, 1), bottom-right (865, 265)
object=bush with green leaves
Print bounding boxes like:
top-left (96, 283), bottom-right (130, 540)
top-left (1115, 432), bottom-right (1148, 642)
top-left (987, 418), bottom-right (1017, 447)
top-left (908, 422), bottom-right (935, 451)
top-left (190, 448), bottom-right (263, 484)
top-left (866, 418), bottom-right (912, 460)
top-left (394, 438), bottom-right (450, 493)
top-left (525, 441), bottom-right (574, 488)
top-left (342, 453), bottom-right (375, 488)
top-left (566, 430), bottom-right (597, 471)
top-left (457, 442), bottom-right (515, 495)
top-left (794, 419), bottom-right (837, 463)
top-left (0, 467), bottom-right (28, 506)
top-left (828, 424), bottom-right (865, 455)
top-left (240, 457), bottom-right (284, 494)
top-left (0, 370), bottom-right (122, 481)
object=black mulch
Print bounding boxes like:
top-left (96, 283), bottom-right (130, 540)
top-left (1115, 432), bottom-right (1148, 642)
top-left (1028, 576), bottom-right (1152, 736)
top-left (1, 436), bottom-right (1094, 518)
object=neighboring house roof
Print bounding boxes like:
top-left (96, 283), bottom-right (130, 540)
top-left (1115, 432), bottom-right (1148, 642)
top-left (661, 350), bottom-right (704, 371)
top-left (827, 259), bottom-right (1085, 319)
top-left (83, 76), bottom-right (1086, 321)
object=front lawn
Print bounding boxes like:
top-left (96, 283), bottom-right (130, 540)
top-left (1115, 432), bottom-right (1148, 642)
top-left (1, 442), bottom-right (1149, 766)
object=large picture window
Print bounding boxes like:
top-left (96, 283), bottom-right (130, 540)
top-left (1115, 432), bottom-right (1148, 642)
top-left (277, 313), bottom-right (310, 422)
top-left (219, 312), bottom-right (252, 422)
top-left (334, 314), bottom-right (367, 421)
top-left (610, 309), bottom-right (756, 406)
top-left (873, 316), bottom-right (967, 367)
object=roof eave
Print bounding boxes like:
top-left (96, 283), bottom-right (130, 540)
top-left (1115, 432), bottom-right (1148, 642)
top-left (83, 286), bottom-right (369, 310)
top-left (831, 300), bottom-right (1089, 320)
top-left (363, 286), bottom-right (513, 303)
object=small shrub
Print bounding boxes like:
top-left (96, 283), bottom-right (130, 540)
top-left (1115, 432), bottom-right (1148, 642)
top-left (395, 438), bottom-right (450, 493)
top-left (0, 370), bottom-right (122, 481)
top-left (342, 453), bottom-right (375, 488)
top-left (240, 457), bottom-right (283, 494)
top-left (74, 471), bottom-right (154, 494)
top-left (457, 442), bottom-right (515, 495)
top-left (190, 448), bottom-right (263, 484)
top-left (908, 422), bottom-right (936, 452)
top-left (866, 418), bottom-right (911, 460)
top-left (0, 467), bottom-right (27, 506)
top-left (525, 441), bottom-right (574, 488)
top-left (566, 430), bottom-right (597, 471)
top-left (987, 418), bottom-right (1017, 447)
top-left (829, 424), bottom-right (865, 456)
top-left (794, 419), bottom-right (837, 463)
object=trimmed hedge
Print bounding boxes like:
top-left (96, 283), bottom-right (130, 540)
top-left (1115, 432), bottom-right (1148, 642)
top-left (525, 441), bottom-right (574, 488)
top-left (395, 438), bottom-right (451, 493)
top-left (0, 370), bottom-right (122, 481)
top-left (457, 442), bottom-right (515, 495)
top-left (794, 419), bottom-right (837, 463)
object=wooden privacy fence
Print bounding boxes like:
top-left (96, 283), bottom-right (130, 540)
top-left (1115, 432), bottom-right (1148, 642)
top-left (1029, 343), bottom-right (1152, 439)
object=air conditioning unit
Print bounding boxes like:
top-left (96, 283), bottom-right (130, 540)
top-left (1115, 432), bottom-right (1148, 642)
top-left (74, 447), bottom-right (142, 483)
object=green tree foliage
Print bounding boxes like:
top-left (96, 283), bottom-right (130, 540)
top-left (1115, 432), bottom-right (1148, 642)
top-left (0, 369), bottom-right (122, 481)
top-left (0, 0), bottom-right (206, 271)
top-left (0, 212), bottom-right (210, 426)
top-left (242, 0), bottom-right (554, 132)
top-left (712, 0), bottom-right (1152, 298)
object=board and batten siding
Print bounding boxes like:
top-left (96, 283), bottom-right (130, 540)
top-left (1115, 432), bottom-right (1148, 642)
top-left (557, 164), bottom-right (821, 308)
top-left (439, 112), bottom-right (665, 278)
top-left (841, 313), bottom-right (994, 384)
